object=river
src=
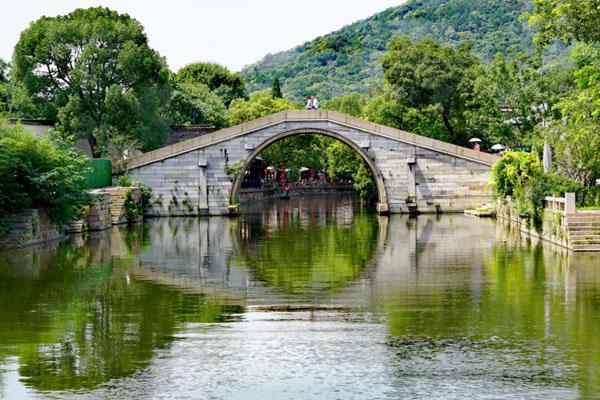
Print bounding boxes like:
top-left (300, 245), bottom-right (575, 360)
top-left (1, 194), bottom-right (599, 399)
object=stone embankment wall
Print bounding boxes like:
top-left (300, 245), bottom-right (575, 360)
top-left (0, 210), bottom-right (63, 248)
top-left (496, 194), bottom-right (600, 252)
top-left (1, 187), bottom-right (143, 249)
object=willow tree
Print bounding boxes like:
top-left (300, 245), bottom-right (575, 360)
top-left (12, 7), bottom-right (171, 156)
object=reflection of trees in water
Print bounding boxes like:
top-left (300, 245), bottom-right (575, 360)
top-left (233, 206), bottom-right (380, 295)
top-left (381, 241), bottom-right (600, 396)
top-left (0, 241), bottom-right (242, 392)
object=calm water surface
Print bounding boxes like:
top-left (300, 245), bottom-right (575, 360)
top-left (1, 194), bottom-right (600, 399)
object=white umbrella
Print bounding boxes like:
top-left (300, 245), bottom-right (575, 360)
top-left (491, 144), bottom-right (505, 151)
top-left (469, 138), bottom-right (482, 143)
top-left (299, 167), bottom-right (310, 172)
top-left (543, 142), bottom-right (553, 173)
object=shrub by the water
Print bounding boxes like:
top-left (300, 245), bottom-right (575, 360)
top-left (0, 123), bottom-right (91, 234)
top-left (491, 151), bottom-right (581, 229)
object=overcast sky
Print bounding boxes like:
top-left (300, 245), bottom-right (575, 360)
top-left (1, 0), bottom-right (403, 72)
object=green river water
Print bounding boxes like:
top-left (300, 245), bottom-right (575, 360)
top-left (0, 194), bottom-right (599, 399)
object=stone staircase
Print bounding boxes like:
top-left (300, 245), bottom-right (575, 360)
top-left (565, 213), bottom-right (600, 252)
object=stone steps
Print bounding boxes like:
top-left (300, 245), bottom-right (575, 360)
top-left (569, 235), bottom-right (600, 245)
top-left (571, 244), bottom-right (600, 251)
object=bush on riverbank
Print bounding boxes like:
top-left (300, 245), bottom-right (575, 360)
top-left (0, 123), bottom-right (92, 234)
top-left (490, 151), bottom-right (580, 229)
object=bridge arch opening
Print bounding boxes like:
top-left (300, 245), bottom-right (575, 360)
top-left (229, 128), bottom-right (388, 213)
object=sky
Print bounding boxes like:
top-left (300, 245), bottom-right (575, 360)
top-left (1, 0), bottom-right (403, 72)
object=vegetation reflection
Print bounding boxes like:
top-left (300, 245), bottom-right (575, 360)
top-left (380, 242), bottom-right (600, 396)
top-left (234, 206), bottom-right (379, 295)
top-left (0, 240), bottom-right (242, 392)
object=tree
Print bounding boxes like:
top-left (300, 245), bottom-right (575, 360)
top-left (528, 0), bottom-right (600, 46)
top-left (322, 93), bottom-right (367, 117)
top-left (381, 37), bottom-right (481, 145)
top-left (176, 63), bottom-right (246, 106)
top-left (165, 82), bottom-right (229, 128)
top-left (0, 59), bottom-right (10, 116)
top-left (271, 76), bottom-right (283, 99)
top-left (538, 44), bottom-right (600, 188)
top-left (465, 54), bottom-right (574, 146)
top-left (229, 91), bottom-right (295, 125)
top-left (12, 7), bottom-right (171, 156)
top-left (363, 88), bottom-right (449, 141)
top-left (0, 123), bottom-right (91, 234)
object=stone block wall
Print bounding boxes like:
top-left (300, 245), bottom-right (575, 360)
top-left (0, 209), bottom-right (63, 248)
top-left (87, 191), bottom-right (112, 231)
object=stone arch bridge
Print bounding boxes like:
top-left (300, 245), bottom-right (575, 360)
top-left (124, 110), bottom-right (498, 215)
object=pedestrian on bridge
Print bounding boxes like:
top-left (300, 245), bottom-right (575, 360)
top-left (306, 96), bottom-right (313, 110)
top-left (312, 96), bottom-right (319, 110)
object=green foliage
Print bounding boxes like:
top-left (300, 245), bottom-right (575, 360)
top-left (322, 93), bottom-right (367, 117)
top-left (229, 91), bottom-right (296, 125)
top-left (165, 82), bottom-right (229, 128)
top-left (352, 163), bottom-right (378, 202)
top-left (116, 175), bottom-right (133, 187)
top-left (382, 37), bottom-right (481, 144)
top-left (467, 55), bottom-right (574, 145)
top-left (124, 189), bottom-right (143, 221)
top-left (271, 77), bottom-right (283, 99)
top-left (117, 174), bottom-right (152, 215)
top-left (490, 151), bottom-right (542, 199)
top-left (0, 59), bottom-right (11, 116)
top-left (325, 141), bottom-right (361, 180)
top-left (12, 7), bottom-right (172, 156)
top-left (528, 0), bottom-right (600, 46)
top-left (260, 134), bottom-right (331, 182)
top-left (491, 151), bottom-right (580, 229)
top-left (0, 123), bottom-right (92, 234)
top-left (525, 173), bottom-right (581, 228)
top-left (242, 0), bottom-right (570, 101)
top-left (536, 44), bottom-right (600, 187)
top-left (175, 62), bottom-right (246, 106)
top-left (225, 160), bottom-right (246, 176)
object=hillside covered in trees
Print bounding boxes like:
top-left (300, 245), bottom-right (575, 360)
top-left (241, 0), bottom-right (570, 101)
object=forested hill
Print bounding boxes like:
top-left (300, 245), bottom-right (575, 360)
top-left (241, 0), bottom-right (569, 101)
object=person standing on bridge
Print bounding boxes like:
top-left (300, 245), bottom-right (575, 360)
top-left (312, 96), bottom-right (319, 110)
top-left (306, 96), bottom-right (313, 110)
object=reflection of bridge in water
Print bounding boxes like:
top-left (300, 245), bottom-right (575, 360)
top-left (116, 201), bottom-right (505, 308)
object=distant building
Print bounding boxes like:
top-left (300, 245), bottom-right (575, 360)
top-left (165, 124), bottom-right (218, 146)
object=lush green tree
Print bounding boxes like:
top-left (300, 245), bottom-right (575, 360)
top-left (0, 59), bottom-right (11, 116)
top-left (322, 93), bottom-right (367, 117)
top-left (466, 55), bottom-right (574, 145)
top-left (381, 37), bottom-right (481, 144)
top-left (271, 76), bottom-right (283, 99)
top-left (260, 134), bottom-right (330, 182)
top-left (12, 7), bottom-right (171, 156)
top-left (363, 88), bottom-right (449, 140)
top-left (165, 82), bottom-right (228, 128)
top-left (325, 140), bottom-right (376, 201)
top-left (229, 91), bottom-right (295, 125)
top-left (176, 62), bottom-right (246, 106)
top-left (0, 123), bottom-right (91, 234)
top-left (528, 0), bottom-right (600, 46)
top-left (538, 44), bottom-right (600, 188)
